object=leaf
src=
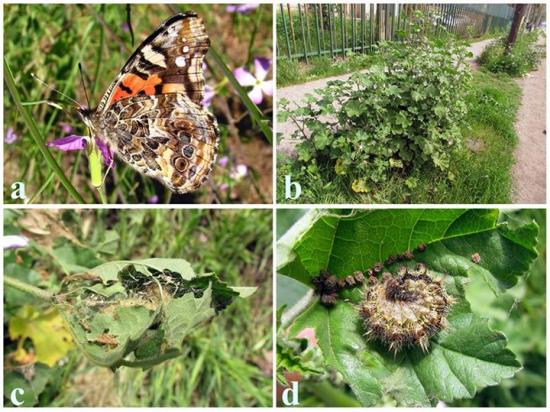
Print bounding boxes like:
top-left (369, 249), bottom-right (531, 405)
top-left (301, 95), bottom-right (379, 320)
top-left (164, 283), bottom-right (216, 348)
top-left (335, 159), bottom-right (346, 175)
top-left (313, 131), bottom-right (330, 150)
top-left (344, 100), bottom-right (363, 117)
top-left (278, 209), bottom-right (538, 406)
top-left (52, 244), bottom-right (102, 274)
top-left (4, 364), bottom-right (52, 406)
top-left (351, 179), bottom-right (370, 193)
top-left (53, 258), bottom-right (254, 368)
top-left (9, 306), bottom-right (73, 367)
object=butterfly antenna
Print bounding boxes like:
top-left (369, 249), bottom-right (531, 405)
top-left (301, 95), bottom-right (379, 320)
top-left (30, 73), bottom-right (81, 107)
top-left (78, 63), bottom-right (91, 110)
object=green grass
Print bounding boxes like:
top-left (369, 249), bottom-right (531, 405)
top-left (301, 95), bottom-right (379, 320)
top-left (277, 53), bottom-right (381, 88)
top-left (479, 30), bottom-right (545, 77)
top-left (3, 4), bottom-right (273, 204)
top-left (4, 209), bottom-right (272, 406)
top-left (277, 70), bottom-right (521, 204)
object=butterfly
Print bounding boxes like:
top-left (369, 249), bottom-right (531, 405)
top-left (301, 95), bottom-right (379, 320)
top-left (77, 12), bottom-right (219, 193)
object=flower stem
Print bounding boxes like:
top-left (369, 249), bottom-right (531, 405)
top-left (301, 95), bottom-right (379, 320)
top-left (4, 276), bottom-right (53, 301)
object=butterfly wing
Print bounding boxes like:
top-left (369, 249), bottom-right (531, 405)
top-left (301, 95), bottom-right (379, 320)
top-left (92, 12), bottom-right (218, 193)
top-left (106, 93), bottom-right (218, 193)
top-left (97, 12), bottom-right (209, 112)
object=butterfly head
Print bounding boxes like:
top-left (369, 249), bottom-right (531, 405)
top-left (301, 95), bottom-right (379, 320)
top-left (76, 106), bottom-right (95, 131)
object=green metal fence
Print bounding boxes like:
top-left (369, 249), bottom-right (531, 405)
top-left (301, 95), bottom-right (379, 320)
top-left (277, 3), bottom-right (515, 61)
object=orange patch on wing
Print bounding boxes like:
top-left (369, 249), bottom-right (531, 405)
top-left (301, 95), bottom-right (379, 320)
top-left (109, 74), bottom-right (162, 105)
top-left (162, 83), bottom-right (185, 93)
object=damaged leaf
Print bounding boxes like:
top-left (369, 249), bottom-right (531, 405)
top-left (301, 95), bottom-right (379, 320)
top-left (53, 258), bottom-right (255, 369)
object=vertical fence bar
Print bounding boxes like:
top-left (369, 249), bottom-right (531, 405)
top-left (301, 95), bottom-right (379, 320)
top-left (298, 4), bottom-right (308, 62)
top-left (314, 4), bottom-right (322, 57)
top-left (318, 5), bottom-right (325, 52)
top-left (361, 4), bottom-right (365, 53)
top-left (369, 3), bottom-right (375, 51)
top-left (280, 4), bottom-right (292, 58)
top-left (328, 5), bottom-right (335, 58)
top-left (351, 4), bottom-right (355, 53)
top-left (396, 4), bottom-right (401, 33)
top-left (287, 4), bottom-right (297, 54)
top-left (340, 4), bottom-right (345, 56)
top-left (385, 4), bottom-right (390, 40)
top-left (304, 6), bottom-right (312, 56)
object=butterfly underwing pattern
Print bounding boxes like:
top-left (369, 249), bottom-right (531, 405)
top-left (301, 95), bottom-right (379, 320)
top-left (77, 12), bottom-right (219, 194)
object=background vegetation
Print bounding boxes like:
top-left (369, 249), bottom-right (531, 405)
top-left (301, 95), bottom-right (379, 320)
top-left (479, 30), bottom-right (545, 77)
top-left (4, 209), bottom-right (272, 406)
top-left (4, 4), bottom-right (273, 204)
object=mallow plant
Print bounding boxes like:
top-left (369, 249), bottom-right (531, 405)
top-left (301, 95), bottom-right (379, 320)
top-left (279, 13), bottom-right (472, 195)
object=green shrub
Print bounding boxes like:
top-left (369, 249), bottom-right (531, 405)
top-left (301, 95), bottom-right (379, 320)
top-left (279, 24), bottom-right (472, 193)
top-left (479, 30), bottom-right (544, 77)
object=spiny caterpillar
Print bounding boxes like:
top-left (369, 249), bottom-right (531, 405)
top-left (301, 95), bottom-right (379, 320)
top-left (312, 270), bottom-right (365, 306)
top-left (359, 263), bottom-right (455, 354)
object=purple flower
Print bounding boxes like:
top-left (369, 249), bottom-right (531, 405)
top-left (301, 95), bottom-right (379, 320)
top-left (218, 156), bottom-right (229, 168)
top-left (47, 135), bottom-right (114, 166)
top-left (58, 122), bottom-right (73, 134)
top-left (121, 22), bottom-right (130, 33)
top-left (226, 4), bottom-right (259, 13)
top-left (5, 128), bottom-right (17, 144)
top-left (3, 235), bottom-right (29, 249)
top-left (219, 183), bottom-right (229, 191)
top-left (148, 194), bottom-right (159, 204)
top-left (95, 137), bottom-right (115, 167)
top-left (203, 85), bottom-right (215, 108)
top-left (230, 164), bottom-right (248, 180)
top-left (233, 57), bottom-right (273, 105)
top-left (47, 135), bottom-right (87, 151)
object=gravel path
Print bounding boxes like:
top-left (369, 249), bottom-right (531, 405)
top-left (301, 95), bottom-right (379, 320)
top-left (511, 41), bottom-right (546, 204)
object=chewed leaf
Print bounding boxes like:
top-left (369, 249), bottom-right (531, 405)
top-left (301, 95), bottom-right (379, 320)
top-left (53, 258), bottom-right (253, 368)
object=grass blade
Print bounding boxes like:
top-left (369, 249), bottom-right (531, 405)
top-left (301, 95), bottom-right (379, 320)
top-left (4, 59), bottom-right (86, 203)
top-left (208, 47), bottom-right (273, 144)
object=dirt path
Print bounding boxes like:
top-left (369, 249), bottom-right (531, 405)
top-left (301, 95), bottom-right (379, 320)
top-left (277, 39), bottom-right (495, 156)
top-left (511, 46), bottom-right (546, 203)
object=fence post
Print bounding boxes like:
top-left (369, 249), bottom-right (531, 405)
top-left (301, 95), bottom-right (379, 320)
top-left (304, 6), bottom-right (312, 56)
top-left (350, 4), bottom-right (355, 53)
top-left (361, 4), bottom-right (365, 53)
top-left (340, 4), bottom-right (345, 57)
top-left (328, 5), bottom-right (335, 59)
top-left (298, 4), bottom-right (308, 62)
top-left (287, 4), bottom-right (297, 54)
top-left (369, 3), bottom-right (375, 51)
top-left (314, 4), bottom-right (322, 57)
top-left (280, 4), bottom-right (292, 58)
top-left (318, 5), bottom-right (325, 51)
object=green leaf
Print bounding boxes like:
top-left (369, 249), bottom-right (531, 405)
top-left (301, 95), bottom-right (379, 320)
top-left (279, 210), bottom-right (538, 405)
top-left (313, 131), bottom-right (330, 150)
top-left (164, 283), bottom-right (216, 348)
top-left (4, 364), bottom-right (52, 406)
top-left (344, 100), bottom-right (363, 117)
top-left (53, 258), bottom-right (254, 368)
